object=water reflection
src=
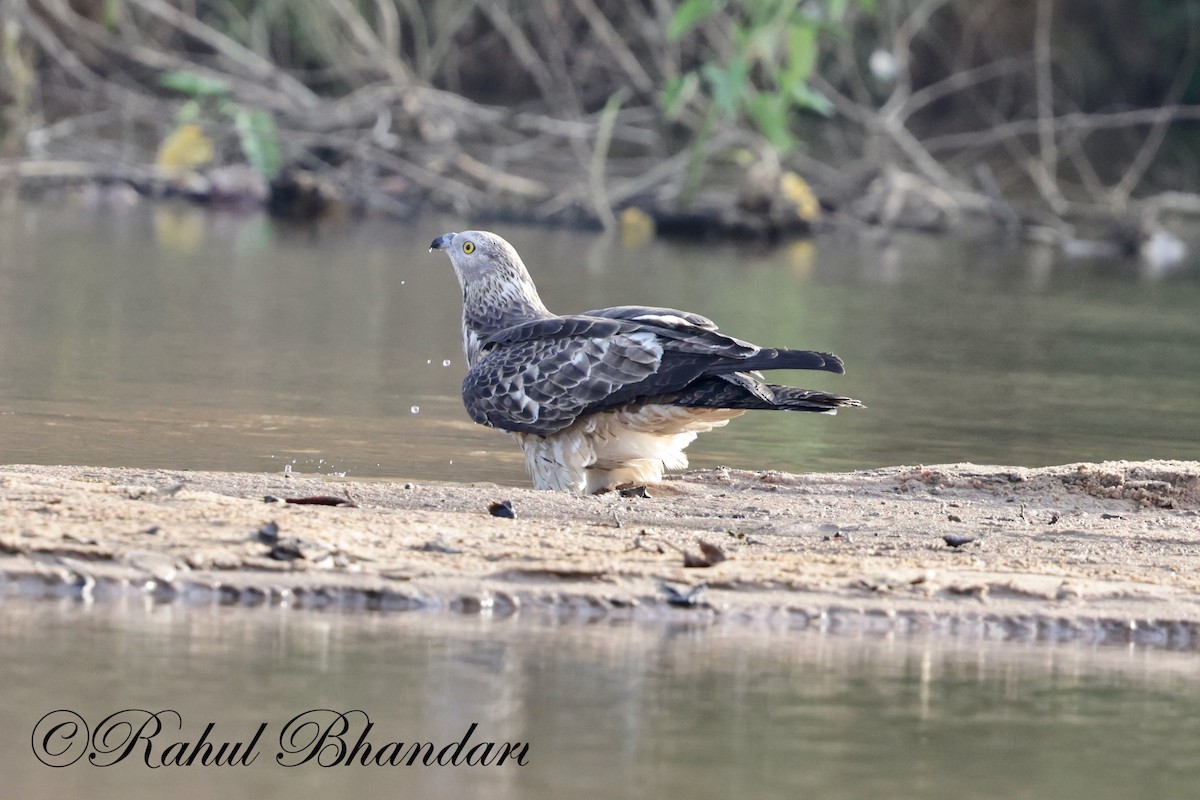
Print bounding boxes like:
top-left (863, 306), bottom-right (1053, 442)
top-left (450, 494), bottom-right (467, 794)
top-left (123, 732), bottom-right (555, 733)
top-left (1, 203), bottom-right (1198, 484)
top-left (2, 600), bottom-right (1199, 799)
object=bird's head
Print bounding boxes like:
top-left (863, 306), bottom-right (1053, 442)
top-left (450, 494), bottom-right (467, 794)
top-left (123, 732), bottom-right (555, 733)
top-left (429, 229), bottom-right (550, 327)
top-left (429, 230), bottom-right (529, 290)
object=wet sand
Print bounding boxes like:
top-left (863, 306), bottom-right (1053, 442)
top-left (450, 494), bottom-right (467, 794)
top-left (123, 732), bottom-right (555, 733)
top-left (2, 461), bottom-right (1199, 646)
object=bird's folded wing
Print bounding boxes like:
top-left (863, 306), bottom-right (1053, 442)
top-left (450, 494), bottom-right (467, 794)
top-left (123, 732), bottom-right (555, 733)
top-left (467, 316), bottom-right (835, 435)
top-left (464, 331), bottom-right (671, 435)
top-left (483, 314), bottom-right (758, 358)
top-left (481, 315), bottom-right (629, 348)
top-left (581, 305), bottom-right (719, 331)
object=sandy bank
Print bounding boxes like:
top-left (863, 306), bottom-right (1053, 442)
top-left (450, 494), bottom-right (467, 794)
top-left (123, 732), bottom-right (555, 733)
top-left (2, 461), bottom-right (1199, 647)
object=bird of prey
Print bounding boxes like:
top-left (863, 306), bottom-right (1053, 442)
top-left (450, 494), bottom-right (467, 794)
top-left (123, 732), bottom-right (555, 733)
top-left (429, 230), bottom-right (862, 493)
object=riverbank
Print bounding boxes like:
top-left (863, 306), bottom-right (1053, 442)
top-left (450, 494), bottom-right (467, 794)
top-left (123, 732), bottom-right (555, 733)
top-left (6, 2), bottom-right (1200, 247)
top-left (2, 461), bottom-right (1198, 646)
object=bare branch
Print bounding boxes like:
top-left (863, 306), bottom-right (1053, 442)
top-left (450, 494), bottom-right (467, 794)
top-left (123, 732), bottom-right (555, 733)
top-left (922, 106), bottom-right (1200, 152)
top-left (1033, 0), bottom-right (1065, 211)
top-left (569, 0), bottom-right (654, 93)
top-left (455, 152), bottom-right (550, 198)
top-left (1109, 28), bottom-right (1200, 206)
top-left (323, 0), bottom-right (412, 86)
top-left (879, 0), bottom-right (952, 120)
top-left (126, 0), bottom-right (319, 108)
top-left (810, 73), bottom-right (963, 191)
top-left (479, 3), bottom-right (564, 110)
top-left (897, 56), bottom-right (1026, 123)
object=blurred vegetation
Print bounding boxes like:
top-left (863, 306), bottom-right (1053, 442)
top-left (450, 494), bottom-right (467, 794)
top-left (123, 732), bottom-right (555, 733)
top-left (157, 70), bottom-right (281, 178)
top-left (0, 0), bottom-right (1198, 239)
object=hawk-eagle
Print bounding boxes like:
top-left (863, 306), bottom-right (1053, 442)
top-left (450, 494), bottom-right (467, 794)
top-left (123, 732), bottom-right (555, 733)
top-left (429, 230), bottom-right (862, 493)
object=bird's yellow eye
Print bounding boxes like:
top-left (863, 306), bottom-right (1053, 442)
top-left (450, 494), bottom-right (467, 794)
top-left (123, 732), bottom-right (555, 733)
top-left (462, 241), bottom-right (476, 254)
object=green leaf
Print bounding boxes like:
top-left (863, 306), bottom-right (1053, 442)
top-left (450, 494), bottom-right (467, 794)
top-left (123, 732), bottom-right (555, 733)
top-left (731, 21), bottom-right (750, 51)
top-left (790, 82), bottom-right (834, 116)
top-left (102, 0), bottom-right (123, 30)
top-left (744, 24), bottom-right (780, 63)
top-left (233, 107), bottom-right (281, 178)
top-left (661, 72), bottom-right (700, 120)
top-left (668, 0), bottom-right (719, 41)
top-left (779, 23), bottom-right (818, 92)
top-left (177, 100), bottom-right (201, 124)
top-left (159, 70), bottom-right (231, 98)
top-left (701, 58), bottom-right (748, 118)
top-left (747, 93), bottom-right (795, 151)
top-left (827, 0), bottom-right (851, 19)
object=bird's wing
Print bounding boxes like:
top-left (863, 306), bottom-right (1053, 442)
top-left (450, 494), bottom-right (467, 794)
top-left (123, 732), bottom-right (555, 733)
top-left (480, 315), bottom-right (630, 348)
top-left (467, 315), bottom-right (763, 435)
top-left (464, 328), bottom-right (664, 434)
top-left (467, 315), bottom-right (842, 435)
top-left (581, 305), bottom-right (719, 331)
top-left (481, 314), bottom-right (757, 358)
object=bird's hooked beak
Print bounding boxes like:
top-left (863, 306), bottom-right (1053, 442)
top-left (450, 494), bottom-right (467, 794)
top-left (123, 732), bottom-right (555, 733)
top-left (429, 232), bottom-right (456, 252)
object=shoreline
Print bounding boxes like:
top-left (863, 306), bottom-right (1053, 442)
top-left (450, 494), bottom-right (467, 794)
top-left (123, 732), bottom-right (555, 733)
top-left (2, 461), bottom-right (1199, 648)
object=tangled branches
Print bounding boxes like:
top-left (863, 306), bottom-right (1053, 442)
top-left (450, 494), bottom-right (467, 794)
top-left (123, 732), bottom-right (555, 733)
top-left (2, 0), bottom-right (1199, 243)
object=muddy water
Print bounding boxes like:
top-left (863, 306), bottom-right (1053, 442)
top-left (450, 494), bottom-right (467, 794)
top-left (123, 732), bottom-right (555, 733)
top-left (2, 203), bottom-right (1199, 485)
top-left (3, 600), bottom-right (1200, 800)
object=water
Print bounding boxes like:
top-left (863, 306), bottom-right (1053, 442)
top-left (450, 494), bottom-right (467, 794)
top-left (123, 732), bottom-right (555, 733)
top-left (4, 207), bottom-right (1200, 797)
top-left (3, 202), bottom-right (1198, 485)
top-left (1, 600), bottom-right (1197, 799)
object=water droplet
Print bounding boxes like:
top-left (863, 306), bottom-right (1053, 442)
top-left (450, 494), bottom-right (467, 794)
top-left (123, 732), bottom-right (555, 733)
top-left (410, 406), bottom-right (420, 414)
top-left (426, 359), bottom-right (432, 365)
top-left (448, 460), bottom-right (454, 465)
top-left (400, 280), bottom-right (406, 285)
top-left (441, 359), bottom-right (451, 367)
top-left (283, 464), bottom-right (292, 475)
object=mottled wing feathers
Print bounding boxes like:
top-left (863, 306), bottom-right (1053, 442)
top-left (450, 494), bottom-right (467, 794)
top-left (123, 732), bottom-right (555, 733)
top-left (466, 311), bottom-right (847, 435)
top-left (572, 309), bottom-right (844, 373)
top-left (481, 313), bottom-right (752, 357)
top-left (582, 305), bottom-right (719, 331)
top-left (480, 315), bottom-right (629, 349)
top-left (463, 329), bottom-right (665, 434)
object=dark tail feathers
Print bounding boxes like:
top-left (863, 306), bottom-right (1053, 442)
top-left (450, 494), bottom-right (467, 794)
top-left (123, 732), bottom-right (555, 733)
top-left (726, 348), bottom-right (845, 375)
top-left (673, 375), bottom-right (864, 413)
